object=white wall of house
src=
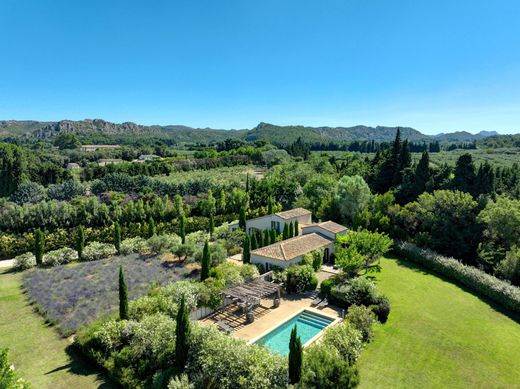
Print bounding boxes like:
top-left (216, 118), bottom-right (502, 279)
top-left (301, 226), bottom-right (347, 241)
top-left (246, 213), bottom-right (312, 236)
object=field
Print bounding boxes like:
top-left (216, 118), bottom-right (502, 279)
top-left (0, 270), bottom-right (111, 388)
top-left (23, 254), bottom-right (197, 335)
top-left (357, 257), bottom-right (520, 388)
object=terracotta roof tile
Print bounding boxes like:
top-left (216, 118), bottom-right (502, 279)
top-left (303, 221), bottom-right (348, 234)
top-left (251, 233), bottom-right (332, 261)
top-left (275, 208), bottom-right (311, 220)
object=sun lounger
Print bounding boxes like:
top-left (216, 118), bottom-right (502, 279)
top-left (311, 296), bottom-right (322, 306)
top-left (317, 298), bottom-right (329, 309)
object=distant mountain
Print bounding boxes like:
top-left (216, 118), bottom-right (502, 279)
top-left (0, 119), bottom-right (504, 145)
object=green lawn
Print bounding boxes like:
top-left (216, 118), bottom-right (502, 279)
top-left (357, 257), bottom-right (520, 389)
top-left (0, 270), bottom-right (111, 389)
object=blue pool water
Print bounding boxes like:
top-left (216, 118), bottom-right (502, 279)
top-left (254, 310), bottom-right (334, 356)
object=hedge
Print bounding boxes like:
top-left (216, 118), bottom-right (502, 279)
top-left (394, 241), bottom-right (520, 314)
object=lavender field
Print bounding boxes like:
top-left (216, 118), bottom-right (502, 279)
top-left (22, 254), bottom-right (197, 335)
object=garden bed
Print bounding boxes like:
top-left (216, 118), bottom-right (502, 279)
top-left (22, 254), bottom-right (197, 336)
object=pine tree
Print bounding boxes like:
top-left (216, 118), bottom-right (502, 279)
top-left (283, 223), bottom-right (290, 240)
top-left (76, 225), bottom-right (85, 260)
top-left (288, 326), bottom-right (302, 384)
top-left (250, 232), bottom-right (258, 250)
top-left (289, 221), bottom-right (294, 238)
top-left (209, 213), bottom-right (215, 236)
top-left (200, 240), bottom-right (211, 281)
top-left (414, 150), bottom-right (431, 196)
top-left (179, 215), bottom-right (186, 244)
top-left (175, 296), bottom-right (191, 370)
top-left (148, 216), bottom-right (156, 238)
top-left (242, 235), bottom-right (251, 264)
top-left (294, 220), bottom-right (299, 236)
top-left (239, 206), bottom-right (247, 230)
top-left (270, 228), bottom-right (277, 243)
top-left (113, 222), bottom-right (122, 254)
top-left (119, 266), bottom-right (128, 320)
top-left (34, 228), bottom-right (45, 266)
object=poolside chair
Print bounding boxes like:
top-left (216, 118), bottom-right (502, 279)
top-left (317, 298), bottom-right (329, 309)
top-left (311, 296), bottom-right (322, 306)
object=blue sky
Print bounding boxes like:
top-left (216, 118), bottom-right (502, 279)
top-left (1, 0), bottom-right (519, 134)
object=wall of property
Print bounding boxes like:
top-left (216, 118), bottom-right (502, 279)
top-left (250, 255), bottom-right (302, 270)
top-left (246, 213), bottom-right (312, 236)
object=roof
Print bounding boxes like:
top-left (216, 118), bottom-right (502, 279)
top-left (275, 208), bottom-right (311, 220)
top-left (303, 220), bottom-right (348, 234)
top-left (251, 233), bottom-right (332, 261)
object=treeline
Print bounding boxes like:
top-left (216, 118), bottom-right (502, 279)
top-left (308, 139), bottom-right (443, 153)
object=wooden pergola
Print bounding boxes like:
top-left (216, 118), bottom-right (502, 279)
top-left (221, 278), bottom-right (281, 323)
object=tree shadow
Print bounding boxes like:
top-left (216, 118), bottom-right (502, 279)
top-left (44, 345), bottom-right (116, 388)
top-left (383, 255), bottom-right (520, 325)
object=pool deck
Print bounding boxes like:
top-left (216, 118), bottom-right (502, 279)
top-left (232, 294), bottom-right (342, 342)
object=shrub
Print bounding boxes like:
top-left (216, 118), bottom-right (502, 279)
top-left (47, 180), bottom-right (86, 201)
top-left (168, 374), bottom-right (194, 389)
top-left (43, 247), bottom-right (78, 267)
top-left (194, 241), bottom-right (227, 265)
top-left (370, 295), bottom-right (391, 323)
top-left (308, 275), bottom-right (318, 291)
top-left (395, 241), bottom-right (520, 314)
top-left (13, 252), bottom-right (36, 270)
top-left (345, 305), bottom-right (377, 342)
top-left (301, 343), bottom-right (359, 389)
top-left (322, 321), bottom-right (364, 363)
top-left (209, 262), bottom-right (258, 287)
top-left (302, 248), bottom-right (324, 272)
top-left (495, 248), bottom-right (520, 286)
top-left (285, 264), bottom-right (316, 293)
top-left (10, 181), bottom-right (46, 204)
top-left (120, 237), bottom-right (149, 255)
top-left (331, 276), bottom-right (379, 307)
top-left (0, 348), bottom-right (31, 388)
top-left (320, 278), bottom-right (335, 298)
top-left (147, 234), bottom-right (181, 255)
top-left (82, 242), bottom-right (117, 261)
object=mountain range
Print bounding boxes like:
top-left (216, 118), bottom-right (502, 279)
top-left (0, 119), bottom-right (502, 144)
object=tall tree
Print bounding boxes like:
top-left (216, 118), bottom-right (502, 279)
top-left (119, 266), bottom-right (129, 320)
top-left (289, 222), bottom-right (294, 238)
top-left (270, 227), bottom-right (277, 243)
top-left (283, 223), bottom-right (290, 240)
top-left (414, 150), bottom-right (431, 195)
top-left (245, 173), bottom-right (250, 193)
top-left (242, 235), bottom-right (251, 264)
top-left (179, 215), bottom-right (186, 244)
top-left (0, 143), bottom-right (27, 197)
top-left (148, 216), bottom-right (156, 238)
top-left (175, 296), bottom-right (191, 370)
top-left (263, 229), bottom-right (270, 246)
top-left (76, 225), bottom-right (85, 260)
top-left (208, 213), bottom-right (215, 236)
top-left (239, 206), bottom-right (247, 230)
top-left (113, 222), bottom-right (122, 254)
top-left (288, 326), bottom-right (303, 384)
top-left (453, 154), bottom-right (477, 196)
top-left (476, 162), bottom-right (495, 196)
top-left (267, 195), bottom-right (274, 214)
top-left (34, 228), bottom-right (45, 266)
top-left (294, 220), bottom-right (299, 236)
top-left (250, 232), bottom-right (258, 250)
top-left (200, 240), bottom-right (211, 281)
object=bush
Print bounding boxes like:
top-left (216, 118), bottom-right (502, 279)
top-left (395, 241), bottom-right (520, 314)
top-left (47, 180), bottom-right (86, 201)
top-left (345, 305), bottom-right (377, 342)
top-left (301, 343), bottom-right (359, 389)
top-left (120, 237), bottom-right (149, 255)
top-left (285, 264), bottom-right (316, 293)
top-left (331, 276), bottom-right (379, 307)
top-left (209, 262), bottom-right (259, 287)
top-left (370, 295), bottom-right (391, 323)
top-left (0, 348), bottom-right (31, 388)
top-left (308, 275), bottom-right (318, 291)
top-left (10, 181), bottom-right (46, 204)
top-left (322, 321), bottom-right (364, 363)
top-left (168, 374), bottom-right (193, 389)
top-left (43, 247), bottom-right (78, 267)
top-left (147, 234), bottom-right (181, 255)
top-left (320, 278), bottom-right (335, 298)
top-left (82, 242), bottom-right (117, 261)
top-left (13, 252), bottom-right (36, 270)
top-left (194, 241), bottom-right (227, 265)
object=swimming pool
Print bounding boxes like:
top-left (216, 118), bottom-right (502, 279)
top-left (254, 310), bottom-right (335, 356)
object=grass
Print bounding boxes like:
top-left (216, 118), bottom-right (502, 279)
top-left (357, 257), bottom-right (520, 389)
top-left (0, 270), bottom-right (112, 388)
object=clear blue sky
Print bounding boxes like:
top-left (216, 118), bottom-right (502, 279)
top-left (1, 0), bottom-right (519, 134)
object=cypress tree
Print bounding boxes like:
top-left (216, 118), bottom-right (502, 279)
top-left (175, 296), bottom-right (191, 370)
top-left (239, 206), bottom-right (247, 230)
top-left (270, 227), bottom-right (277, 243)
top-left (113, 222), bottom-right (122, 254)
top-left (76, 225), bottom-right (85, 260)
top-left (119, 266), bottom-right (128, 320)
top-left (294, 220), bottom-right (299, 236)
top-left (34, 228), bottom-right (45, 266)
top-left (283, 223), bottom-right (289, 240)
top-left (263, 229), bottom-right (270, 246)
top-left (288, 326), bottom-right (302, 384)
top-left (267, 195), bottom-right (274, 214)
top-left (179, 215), bottom-right (186, 244)
top-left (148, 216), bottom-right (156, 238)
top-left (414, 150), bottom-right (431, 196)
top-left (200, 240), bottom-right (211, 281)
top-left (242, 235), bottom-right (251, 264)
top-left (245, 173), bottom-right (250, 193)
top-left (453, 153), bottom-right (477, 195)
top-left (209, 213), bottom-right (215, 236)
top-left (289, 221), bottom-right (294, 238)
top-left (250, 233), bottom-right (258, 250)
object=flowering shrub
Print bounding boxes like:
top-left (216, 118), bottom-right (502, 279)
top-left (120, 237), bottom-right (149, 255)
top-left (81, 242), bottom-right (117, 261)
top-left (43, 247), bottom-right (78, 267)
top-left (345, 305), bottom-right (377, 342)
top-left (13, 252), bottom-right (36, 271)
top-left (279, 264), bottom-right (316, 293)
top-left (322, 321), bottom-right (364, 364)
top-left (395, 241), bottom-right (520, 314)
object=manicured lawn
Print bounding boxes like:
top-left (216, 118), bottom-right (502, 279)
top-left (0, 270), bottom-right (111, 389)
top-left (357, 257), bottom-right (520, 389)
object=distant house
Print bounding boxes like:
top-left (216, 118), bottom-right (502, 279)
top-left (98, 158), bottom-right (123, 166)
top-left (138, 154), bottom-right (160, 161)
top-left (66, 162), bottom-right (80, 170)
top-left (245, 208), bottom-right (312, 236)
top-left (81, 144), bottom-right (121, 152)
top-left (246, 208), bottom-right (348, 270)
